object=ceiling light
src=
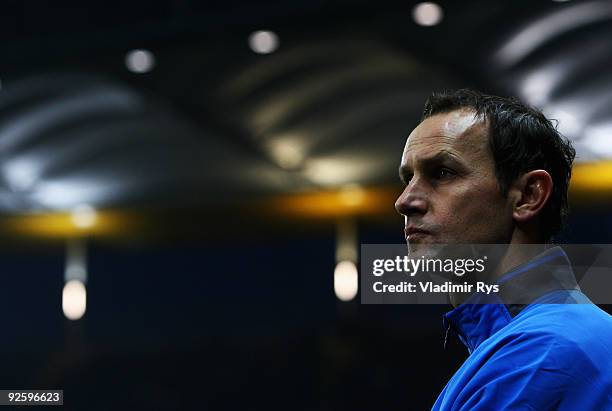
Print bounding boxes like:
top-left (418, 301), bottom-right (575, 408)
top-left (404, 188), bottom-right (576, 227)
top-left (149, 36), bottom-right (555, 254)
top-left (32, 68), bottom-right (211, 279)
top-left (334, 260), bottom-right (358, 301)
top-left (125, 49), bottom-right (155, 73)
top-left (248, 31), bottom-right (279, 54)
top-left (413, 2), bottom-right (443, 26)
top-left (62, 280), bottom-right (87, 320)
top-left (71, 204), bottom-right (97, 229)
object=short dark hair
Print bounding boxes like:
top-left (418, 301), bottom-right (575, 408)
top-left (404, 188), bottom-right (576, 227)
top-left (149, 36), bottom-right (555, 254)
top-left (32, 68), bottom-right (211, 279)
top-left (422, 88), bottom-right (576, 241)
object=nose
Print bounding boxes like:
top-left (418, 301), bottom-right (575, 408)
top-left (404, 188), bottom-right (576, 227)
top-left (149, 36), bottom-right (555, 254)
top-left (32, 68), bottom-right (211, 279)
top-left (394, 183), bottom-right (428, 217)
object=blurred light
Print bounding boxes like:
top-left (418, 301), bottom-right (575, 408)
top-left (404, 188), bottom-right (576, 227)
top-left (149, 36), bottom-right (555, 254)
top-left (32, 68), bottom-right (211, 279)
top-left (412, 2), bottom-right (443, 26)
top-left (495, 2), bottom-right (612, 66)
top-left (304, 159), bottom-right (350, 185)
top-left (570, 162), bottom-right (612, 191)
top-left (71, 204), bottom-right (97, 229)
top-left (546, 108), bottom-right (581, 137)
top-left (303, 158), bottom-right (364, 186)
top-left (339, 184), bottom-right (365, 207)
top-left (267, 186), bottom-right (397, 218)
top-left (33, 182), bottom-right (88, 208)
top-left (31, 179), bottom-right (112, 209)
top-left (520, 67), bottom-right (565, 107)
top-left (582, 125), bottom-right (612, 158)
top-left (552, 0), bottom-right (571, 2)
top-left (268, 138), bottom-right (304, 169)
top-left (334, 260), bottom-right (358, 301)
top-left (3, 159), bottom-right (38, 191)
top-left (336, 218), bottom-right (358, 262)
top-left (65, 238), bottom-right (88, 282)
top-left (125, 49), bottom-right (155, 73)
top-left (248, 31), bottom-right (279, 54)
top-left (62, 280), bottom-right (87, 320)
top-left (302, 154), bottom-right (388, 186)
top-left (0, 211), bottom-right (128, 238)
top-left (0, 87), bottom-right (141, 153)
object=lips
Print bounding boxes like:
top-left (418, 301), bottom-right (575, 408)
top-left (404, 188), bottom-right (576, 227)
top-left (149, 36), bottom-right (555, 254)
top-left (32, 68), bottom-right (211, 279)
top-left (404, 226), bottom-right (431, 240)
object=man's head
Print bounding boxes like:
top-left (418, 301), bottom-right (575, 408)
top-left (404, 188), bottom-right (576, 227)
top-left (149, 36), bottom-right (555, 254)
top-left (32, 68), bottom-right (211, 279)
top-left (395, 89), bottom-right (575, 246)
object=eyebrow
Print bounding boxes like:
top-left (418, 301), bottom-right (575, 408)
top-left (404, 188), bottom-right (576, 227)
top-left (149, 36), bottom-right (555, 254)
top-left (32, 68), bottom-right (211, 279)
top-left (398, 151), bottom-right (465, 183)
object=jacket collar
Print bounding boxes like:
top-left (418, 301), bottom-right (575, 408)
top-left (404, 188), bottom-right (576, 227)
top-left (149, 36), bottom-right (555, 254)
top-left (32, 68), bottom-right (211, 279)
top-left (443, 246), bottom-right (579, 353)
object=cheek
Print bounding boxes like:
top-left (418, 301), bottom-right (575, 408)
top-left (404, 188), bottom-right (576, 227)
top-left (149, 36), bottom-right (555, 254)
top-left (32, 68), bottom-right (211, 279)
top-left (441, 182), bottom-right (508, 227)
top-left (467, 187), bottom-right (512, 234)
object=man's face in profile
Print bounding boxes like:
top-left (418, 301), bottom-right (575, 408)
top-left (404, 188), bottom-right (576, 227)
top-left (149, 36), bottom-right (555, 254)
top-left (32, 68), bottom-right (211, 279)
top-left (395, 109), bottom-right (514, 252)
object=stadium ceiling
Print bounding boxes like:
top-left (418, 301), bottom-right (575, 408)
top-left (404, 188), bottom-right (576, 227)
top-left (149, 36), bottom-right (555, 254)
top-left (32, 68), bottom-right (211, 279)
top-left (0, 0), bottom-right (609, 222)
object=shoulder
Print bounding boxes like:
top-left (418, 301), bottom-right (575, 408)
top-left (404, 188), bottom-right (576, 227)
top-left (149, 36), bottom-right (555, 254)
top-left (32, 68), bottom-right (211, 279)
top-left (482, 302), bottom-right (612, 378)
top-left (441, 302), bottom-right (612, 410)
top-left (510, 302), bottom-right (612, 353)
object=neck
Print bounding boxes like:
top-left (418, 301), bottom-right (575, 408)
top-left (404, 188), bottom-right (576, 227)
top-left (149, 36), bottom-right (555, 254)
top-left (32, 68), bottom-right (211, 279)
top-left (449, 232), bottom-right (547, 307)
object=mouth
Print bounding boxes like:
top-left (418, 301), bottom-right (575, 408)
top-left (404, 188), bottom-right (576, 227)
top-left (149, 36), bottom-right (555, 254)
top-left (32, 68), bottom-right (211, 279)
top-left (404, 226), bottom-right (431, 241)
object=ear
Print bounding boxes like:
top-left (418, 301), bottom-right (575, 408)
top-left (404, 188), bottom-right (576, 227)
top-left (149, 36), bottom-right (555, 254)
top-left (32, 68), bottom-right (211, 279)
top-left (509, 170), bottom-right (553, 224)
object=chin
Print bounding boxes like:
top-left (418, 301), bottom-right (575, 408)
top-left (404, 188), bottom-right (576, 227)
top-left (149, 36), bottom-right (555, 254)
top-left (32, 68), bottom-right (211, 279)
top-left (407, 239), bottom-right (442, 259)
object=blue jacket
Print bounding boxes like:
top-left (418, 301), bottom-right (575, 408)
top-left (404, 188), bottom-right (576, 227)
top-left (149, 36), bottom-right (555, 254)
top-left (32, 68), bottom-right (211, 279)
top-left (433, 247), bottom-right (612, 410)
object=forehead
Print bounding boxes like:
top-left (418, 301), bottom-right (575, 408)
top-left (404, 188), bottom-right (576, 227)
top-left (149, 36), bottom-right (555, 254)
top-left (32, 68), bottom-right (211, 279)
top-left (402, 109), bottom-right (489, 164)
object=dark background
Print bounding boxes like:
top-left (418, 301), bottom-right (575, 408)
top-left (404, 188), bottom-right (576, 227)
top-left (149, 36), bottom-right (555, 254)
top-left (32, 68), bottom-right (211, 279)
top-left (0, 1), bottom-right (611, 410)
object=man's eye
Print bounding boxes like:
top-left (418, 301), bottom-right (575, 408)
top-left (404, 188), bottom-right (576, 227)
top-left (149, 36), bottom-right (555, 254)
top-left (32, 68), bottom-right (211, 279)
top-left (434, 168), bottom-right (455, 179)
